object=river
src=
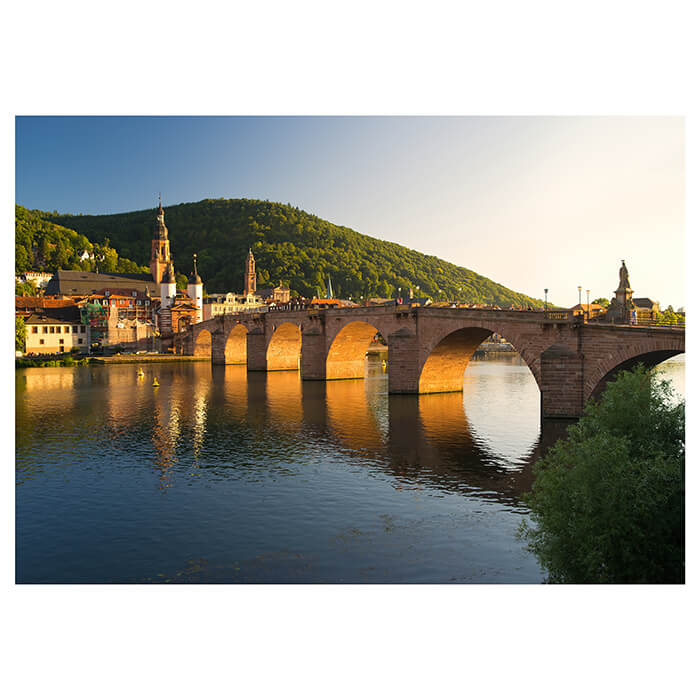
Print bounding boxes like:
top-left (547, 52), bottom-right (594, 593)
top-left (15, 353), bottom-right (685, 583)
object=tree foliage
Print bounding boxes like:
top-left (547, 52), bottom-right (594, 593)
top-left (39, 198), bottom-right (543, 306)
top-left (657, 305), bottom-right (684, 326)
top-left (16, 316), bottom-right (26, 352)
top-left (15, 205), bottom-right (148, 276)
top-left (520, 365), bottom-right (684, 583)
top-left (15, 279), bottom-right (37, 296)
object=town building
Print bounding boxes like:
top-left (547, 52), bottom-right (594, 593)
top-left (81, 289), bottom-right (154, 321)
top-left (257, 283), bottom-right (291, 304)
top-left (16, 272), bottom-right (54, 289)
top-left (16, 296), bottom-right (77, 317)
top-left (571, 303), bottom-right (606, 319)
top-left (202, 292), bottom-right (266, 320)
top-left (631, 297), bottom-right (660, 323)
top-left (24, 307), bottom-right (89, 354)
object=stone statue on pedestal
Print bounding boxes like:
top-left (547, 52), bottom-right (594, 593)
top-left (606, 260), bottom-right (634, 323)
top-left (618, 260), bottom-right (630, 291)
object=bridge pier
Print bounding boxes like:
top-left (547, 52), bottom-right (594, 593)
top-left (300, 329), bottom-right (326, 380)
top-left (247, 329), bottom-right (268, 371)
top-left (387, 329), bottom-right (420, 393)
top-left (540, 344), bottom-right (585, 419)
top-left (211, 330), bottom-right (227, 365)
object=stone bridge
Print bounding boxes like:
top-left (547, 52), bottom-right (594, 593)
top-left (174, 306), bottom-right (685, 418)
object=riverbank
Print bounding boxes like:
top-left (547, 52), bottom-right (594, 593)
top-left (90, 354), bottom-right (209, 365)
top-left (16, 353), bottom-right (209, 368)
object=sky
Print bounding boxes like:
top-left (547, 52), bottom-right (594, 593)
top-left (15, 115), bottom-right (685, 308)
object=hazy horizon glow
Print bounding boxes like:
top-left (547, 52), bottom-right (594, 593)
top-left (15, 116), bottom-right (685, 307)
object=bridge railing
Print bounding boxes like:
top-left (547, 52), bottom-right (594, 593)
top-left (588, 316), bottom-right (685, 328)
top-left (543, 309), bottom-right (576, 322)
top-left (630, 317), bottom-right (685, 328)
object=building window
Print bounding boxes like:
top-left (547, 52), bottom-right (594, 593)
top-left (32, 326), bottom-right (38, 334)
top-left (64, 326), bottom-right (70, 333)
top-left (137, 300), bottom-right (142, 305)
top-left (146, 301), bottom-right (150, 306)
top-left (50, 327), bottom-right (55, 334)
top-left (72, 326), bottom-right (78, 333)
top-left (39, 339), bottom-right (44, 345)
top-left (80, 325), bottom-right (86, 333)
top-left (59, 338), bottom-right (65, 345)
top-left (129, 300), bottom-right (133, 307)
top-left (78, 338), bottom-right (83, 345)
top-left (43, 326), bottom-right (48, 333)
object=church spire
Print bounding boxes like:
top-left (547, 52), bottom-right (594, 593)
top-left (150, 196), bottom-right (171, 283)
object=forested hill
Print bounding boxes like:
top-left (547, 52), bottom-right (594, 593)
top-left (25, 198), bottom-right (540, 305)
top-left (15, 205), bottom-right (148, 277)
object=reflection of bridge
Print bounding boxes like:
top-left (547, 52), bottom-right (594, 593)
top-left (175, 306), bottom-right (685, 418)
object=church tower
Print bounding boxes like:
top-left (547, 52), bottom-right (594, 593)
top-left (187, 253), bottom-right (203, 323)
top-left (244, 248), bottom-right (256, 296)
top-left (150, 195), bottom-right (171, 284)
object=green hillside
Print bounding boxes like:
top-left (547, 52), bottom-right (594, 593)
top-left (22, 198), bottom-right (540, 306)
top-left (15, 205), bottom-right (148, 277)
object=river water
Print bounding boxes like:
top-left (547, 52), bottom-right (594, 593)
top-left (15, 353), bottom-right (685, 584)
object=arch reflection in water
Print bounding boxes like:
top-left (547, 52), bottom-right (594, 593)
top-left (325, 378), bottom-right (384, 451)
top-left (462, 354), bottom-right (541, 467)
top-left (264, 370), bottom-right (303, 429)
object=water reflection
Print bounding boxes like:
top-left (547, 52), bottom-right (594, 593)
top-left (325, 379), bottom-right (384, 451)
top-left (16, 356), bottom-right (686, 502)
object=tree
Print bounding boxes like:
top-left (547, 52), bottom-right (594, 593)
top-left (15, 316), bottom-right (26, 352)
top-left (592, 297), bottom-right (610, 308)
top-left (519, 365), bottom-right (684, 583)
top-left (15, 279), bottom-right (37, 297)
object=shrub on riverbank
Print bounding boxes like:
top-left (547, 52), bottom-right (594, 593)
top-left (16, 356), bottom-right (92, 368)
top-left (519, 365), bottom-right (684, 584)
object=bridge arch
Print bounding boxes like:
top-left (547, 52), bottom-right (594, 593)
top-left (585, 346), bottom-right (685, 403)
top-left (417, 323), bottom-right (541, 394)
top-left (267, 322), bottom-right (301, 370)
top-left (326, 320), bottom-right (386, 380)
top-left (224, 323), bottom-right (248, 364)
top-left (192, 327), bottom-right (212, 358)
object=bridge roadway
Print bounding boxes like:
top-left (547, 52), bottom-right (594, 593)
top-left (173, 305), bottom-right (685, 418)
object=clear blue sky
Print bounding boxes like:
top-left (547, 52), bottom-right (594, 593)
top-left (15, 116), bottom-right (685, 307)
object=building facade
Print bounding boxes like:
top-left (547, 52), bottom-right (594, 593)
top-left (24, 308), bottom-right (89, 354)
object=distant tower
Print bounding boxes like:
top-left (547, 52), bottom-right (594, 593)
top-left (244, 248), bottom-right (256, 296)
top-left (187, 253), bottom-right (203, 323)
top-left (150, 195), bottom-right (171, 284)
top-left (325, 275), bottom-right (334, 299)
top-left (160, 261), bottom-right (177, 310)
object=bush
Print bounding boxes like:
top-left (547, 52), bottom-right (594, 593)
top-left (519, 365), bottom-right (684, 583)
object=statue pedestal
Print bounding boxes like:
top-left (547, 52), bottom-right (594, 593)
top-left (606, 286), bottom-right (634, 323)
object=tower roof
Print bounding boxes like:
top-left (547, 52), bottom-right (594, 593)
top-left (188, 253), bottom-right (202, 285)
top-left (161, 262), bottom-right (176, 285)
top-left (154, 196), bottom-right (168, 240)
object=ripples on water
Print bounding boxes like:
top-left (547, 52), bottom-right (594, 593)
top-left (15, 354), bottom-right (685, 584)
